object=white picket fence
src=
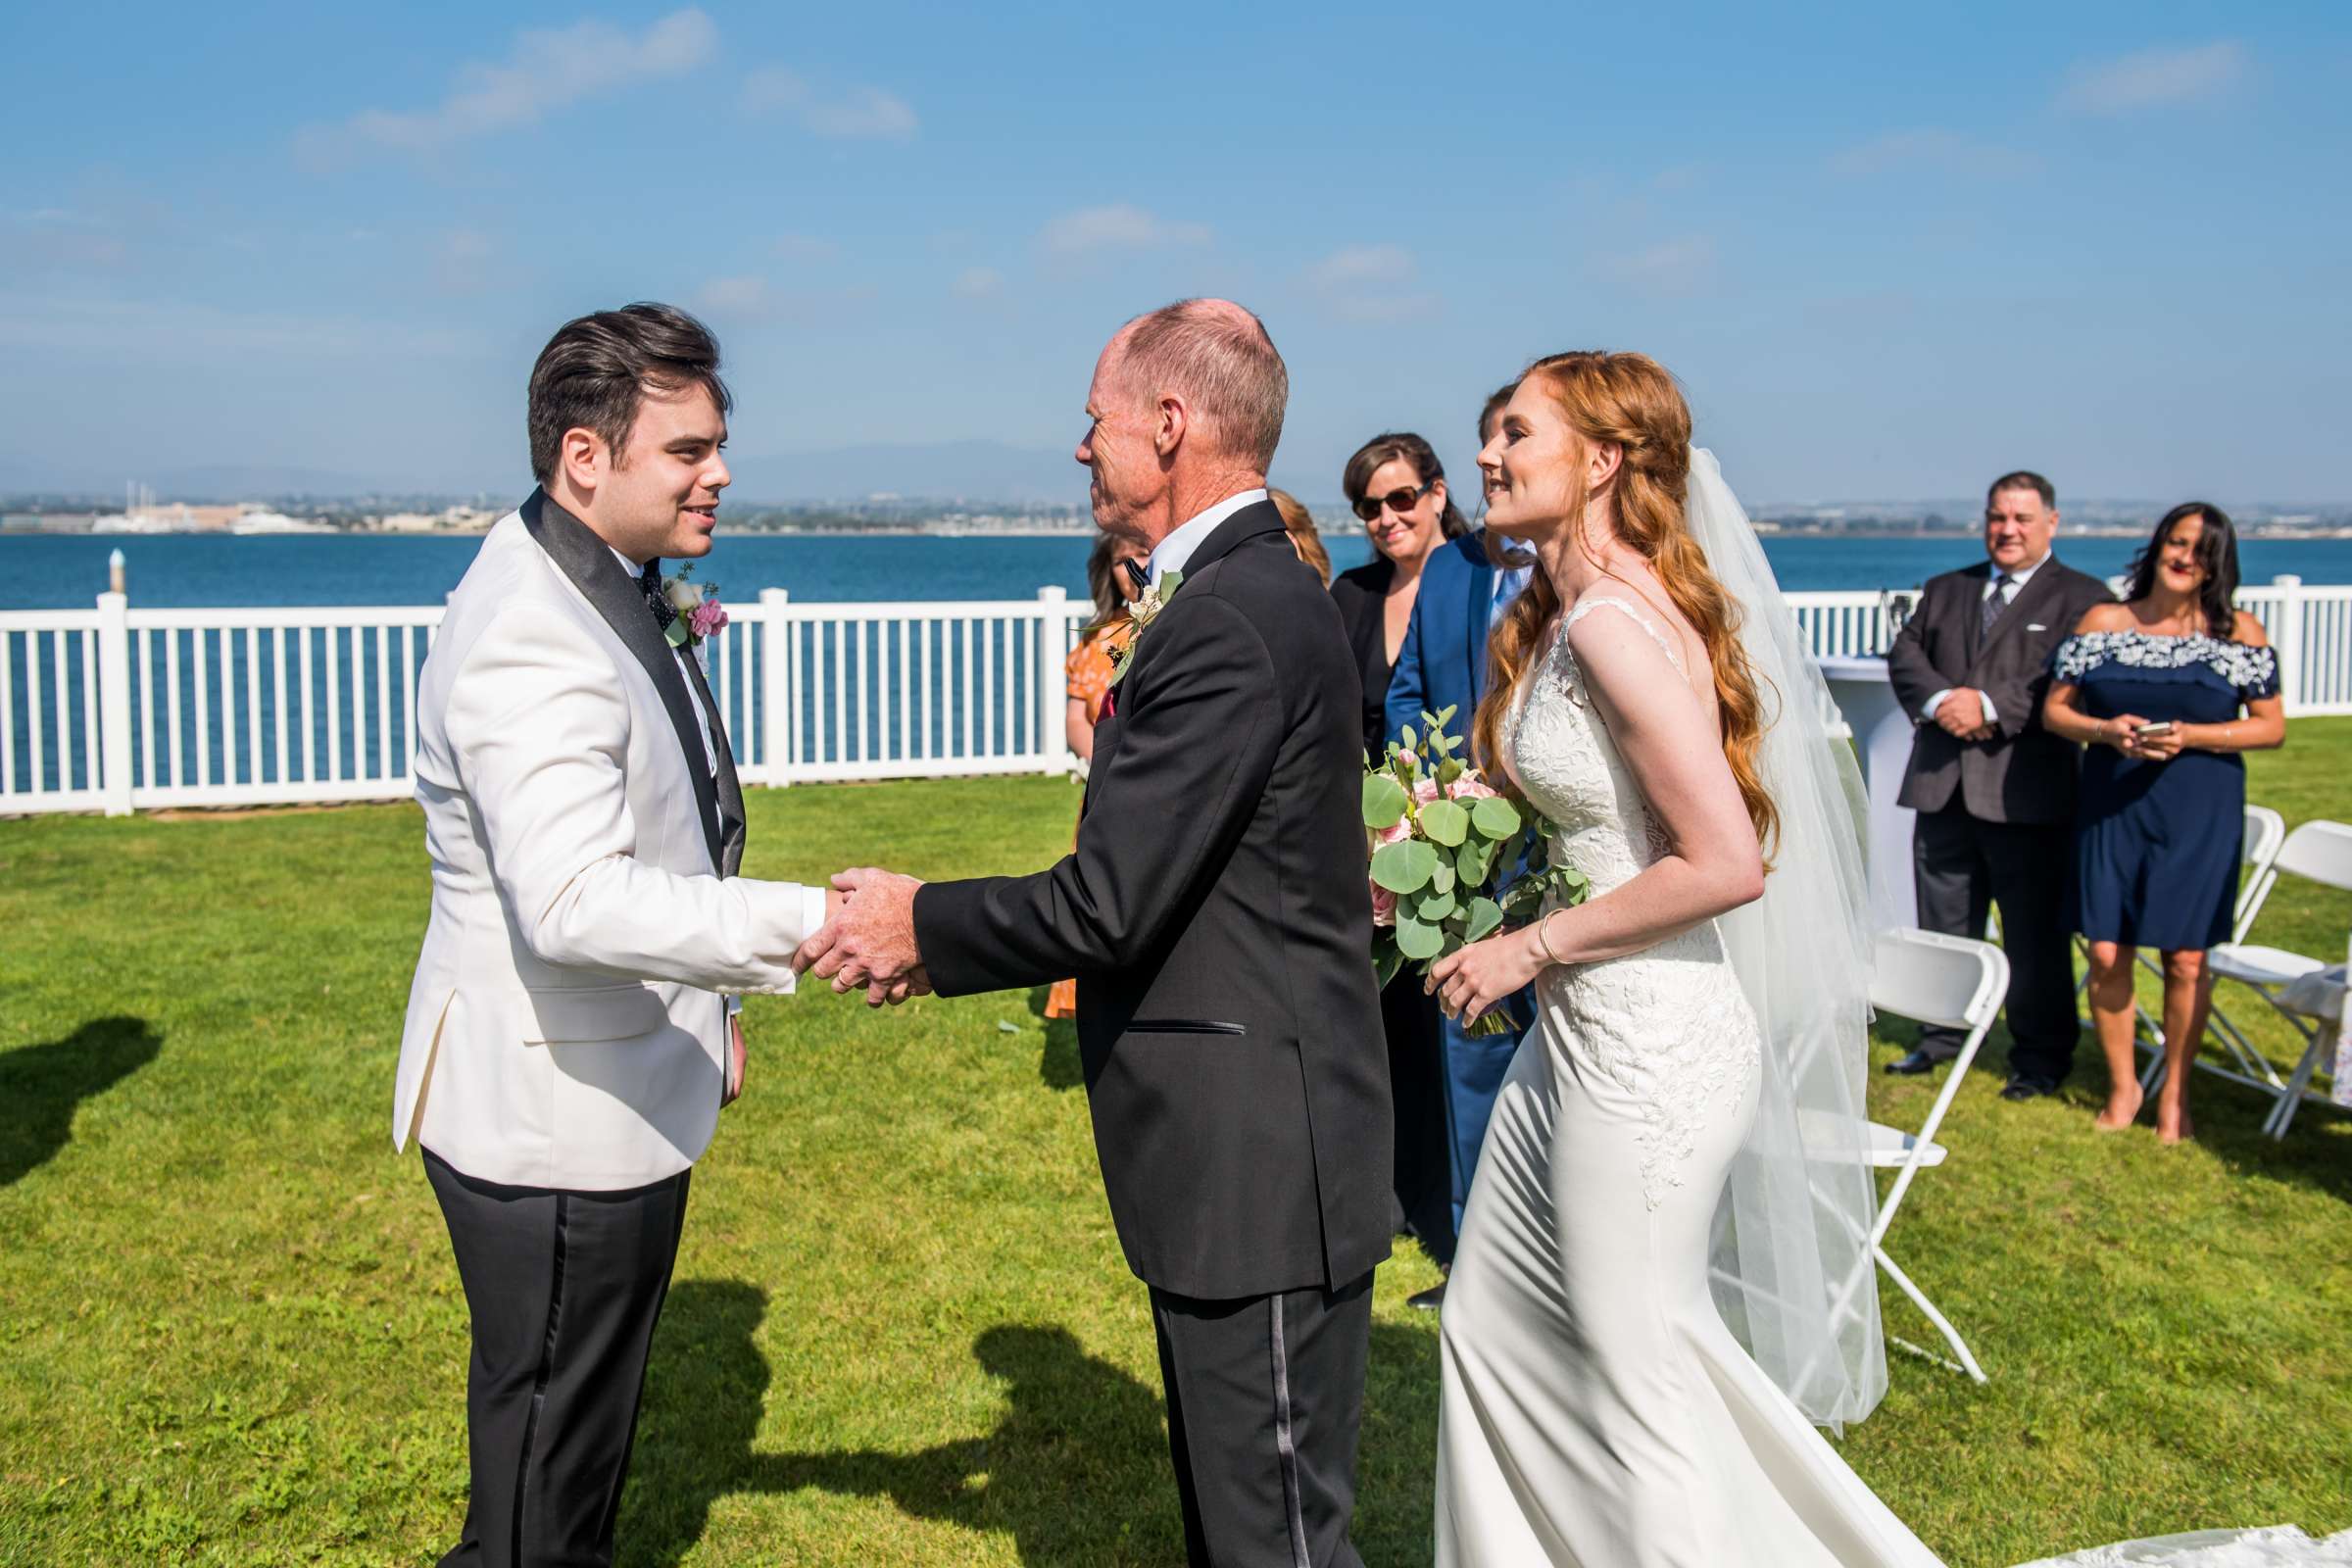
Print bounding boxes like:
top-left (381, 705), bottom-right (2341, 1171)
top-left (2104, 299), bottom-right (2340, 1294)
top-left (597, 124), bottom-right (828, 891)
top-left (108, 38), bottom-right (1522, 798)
top-left (4, 575), bottom-right (2347, 817)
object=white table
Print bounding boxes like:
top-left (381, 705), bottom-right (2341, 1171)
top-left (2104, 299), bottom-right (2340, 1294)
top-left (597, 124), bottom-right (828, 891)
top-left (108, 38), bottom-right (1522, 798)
top-left (1818, 656), bottom-right (1917, 933)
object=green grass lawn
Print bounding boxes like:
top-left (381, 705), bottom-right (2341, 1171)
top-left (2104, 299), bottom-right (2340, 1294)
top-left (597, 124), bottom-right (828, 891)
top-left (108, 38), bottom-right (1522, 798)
top-left (3, 726), bottom-right (2349, 1566)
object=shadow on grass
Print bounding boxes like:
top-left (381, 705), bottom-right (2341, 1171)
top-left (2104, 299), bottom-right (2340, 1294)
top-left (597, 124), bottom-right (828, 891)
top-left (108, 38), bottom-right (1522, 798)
top-left (1024, 984), bottom-right (1084, 1093)
top-left (625, 1282), bottom-right (1445, 1566)
top-left (0, 1015), bottom-right (161, 1188)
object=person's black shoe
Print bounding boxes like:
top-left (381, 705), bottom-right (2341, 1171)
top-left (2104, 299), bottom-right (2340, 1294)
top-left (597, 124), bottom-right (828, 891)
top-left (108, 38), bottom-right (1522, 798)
top-left (1884, 1049), bottom-right (1951, 1076)
top-left (1407, 1282), bottom-right (1446, 1312)
top-left (2000, 1076), bottom-right (2059, 1102)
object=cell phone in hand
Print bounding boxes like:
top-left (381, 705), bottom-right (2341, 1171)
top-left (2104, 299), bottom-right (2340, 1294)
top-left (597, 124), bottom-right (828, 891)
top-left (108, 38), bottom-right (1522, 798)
top-left (2133, 721), bottom-right (2177, 738)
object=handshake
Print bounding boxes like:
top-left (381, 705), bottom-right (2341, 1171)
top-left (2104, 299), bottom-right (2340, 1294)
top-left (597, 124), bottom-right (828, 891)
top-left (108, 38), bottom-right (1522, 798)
top-left (792, 866), bottom-right (935, 1006)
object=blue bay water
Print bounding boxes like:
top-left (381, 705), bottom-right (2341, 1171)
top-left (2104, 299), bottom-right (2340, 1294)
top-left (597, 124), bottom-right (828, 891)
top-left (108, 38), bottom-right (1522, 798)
top-left (3, 531), bottom-right (2350, 612)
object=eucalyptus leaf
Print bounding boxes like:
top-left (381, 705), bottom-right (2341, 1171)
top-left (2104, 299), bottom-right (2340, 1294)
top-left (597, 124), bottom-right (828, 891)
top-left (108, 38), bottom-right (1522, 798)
top-left (1373, 943), bottom-right (1403, 990)
top-left (1361, 774), bottom-right (1409, 829)
top-left (1455, 838), bottom-right (1493, 887)
top-left (1370, 838), bottom-right (1439, 895)
top-left (1438, 759), bottom-right (1463, 787)
top-left (1396, 912), bottom-right (1445, 960)
top-left (1414, 888), bottom-right (1457, 923)
top-left (1419, 798), bottom-right (1469, 847)
top-left (1430, 860), bottom-right (1456, 896)
top-left (1464, 896), bottom-right (1504, 943)
top-left (1471, 796), bottom-right (1523, 839)
top-left (1437, 703), bottom-right (1458, 726)
top-left (1400, 724), bottom-right (1418, 755)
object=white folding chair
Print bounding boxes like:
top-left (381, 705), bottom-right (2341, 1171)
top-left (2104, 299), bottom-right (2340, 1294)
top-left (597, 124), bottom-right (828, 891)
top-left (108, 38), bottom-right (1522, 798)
top-left (2204, 819), bottom-right (2352, 1138)
top-left (2115, 805), bottom-right (2289, 1095)
top-left (1855, 927), bottom-right (2009, 1383)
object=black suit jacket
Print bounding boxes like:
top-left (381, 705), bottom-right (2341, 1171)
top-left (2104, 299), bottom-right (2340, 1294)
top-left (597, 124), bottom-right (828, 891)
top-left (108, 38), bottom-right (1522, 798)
top-left (912, 501), bottom-right (1393, 1299)
top-left (1886, 557), bottom-right (2113, 824)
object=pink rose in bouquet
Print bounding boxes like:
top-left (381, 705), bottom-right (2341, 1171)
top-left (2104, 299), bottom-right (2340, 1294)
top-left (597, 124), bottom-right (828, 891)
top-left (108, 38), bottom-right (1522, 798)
top-left (1370, 884), bottom-right (1396, 927)
top-left (1447, 773), bottom-right (1498, 801)
top-left (688, 597), bottom-right (729, 641)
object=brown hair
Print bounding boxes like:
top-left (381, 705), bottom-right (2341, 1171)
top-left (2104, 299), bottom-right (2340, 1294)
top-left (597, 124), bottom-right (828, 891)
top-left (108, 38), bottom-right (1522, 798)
top-left (1269, 489), bottom-right (1332, 586)
top-left (1471, 351), bottom-right (1780, 856)
top-left (1341, 431), bottom-right (1470, 540)
top-left (527, 303), bottom-right (730, 483)
top-left (1986, 469), bottom-right (2055, 511)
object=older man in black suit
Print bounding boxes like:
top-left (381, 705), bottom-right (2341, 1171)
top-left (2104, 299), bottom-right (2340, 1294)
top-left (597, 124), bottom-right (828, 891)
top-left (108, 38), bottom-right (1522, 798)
top-left (802, 299), bottom-right (1391, 1568)
top-left (1886, 470), bottom-right (2113, 1099)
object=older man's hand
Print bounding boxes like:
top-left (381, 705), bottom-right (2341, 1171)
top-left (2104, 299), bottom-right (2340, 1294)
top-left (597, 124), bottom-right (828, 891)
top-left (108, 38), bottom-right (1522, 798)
top-left (1936, 688), bottom-right (1995, 743)
top-left (795, 866), bottom-right (927, 999)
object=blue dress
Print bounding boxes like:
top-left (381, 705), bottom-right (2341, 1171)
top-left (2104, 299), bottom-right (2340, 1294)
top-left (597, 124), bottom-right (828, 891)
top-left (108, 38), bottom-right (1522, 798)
top-left (2054, 631), bottom-right (2280, 951)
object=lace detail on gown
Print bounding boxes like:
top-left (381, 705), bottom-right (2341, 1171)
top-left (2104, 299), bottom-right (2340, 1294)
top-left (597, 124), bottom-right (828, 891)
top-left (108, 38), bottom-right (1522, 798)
top-left (1504, 595), bottom-right (1762, 1209)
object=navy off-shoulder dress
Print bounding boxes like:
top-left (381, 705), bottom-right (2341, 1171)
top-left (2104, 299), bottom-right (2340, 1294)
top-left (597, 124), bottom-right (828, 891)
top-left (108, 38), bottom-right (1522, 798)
top-left (2054, 631), bottom-right (2280, 952)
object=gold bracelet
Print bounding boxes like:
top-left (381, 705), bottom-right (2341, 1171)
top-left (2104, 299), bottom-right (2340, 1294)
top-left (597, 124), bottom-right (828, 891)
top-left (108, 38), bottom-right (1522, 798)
top-left (1536, 909), bottom-right (1568, 966)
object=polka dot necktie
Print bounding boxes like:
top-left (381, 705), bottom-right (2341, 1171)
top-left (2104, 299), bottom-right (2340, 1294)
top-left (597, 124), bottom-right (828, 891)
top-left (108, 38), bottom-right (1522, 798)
top-left (638, 560), bottom-right (676, 636)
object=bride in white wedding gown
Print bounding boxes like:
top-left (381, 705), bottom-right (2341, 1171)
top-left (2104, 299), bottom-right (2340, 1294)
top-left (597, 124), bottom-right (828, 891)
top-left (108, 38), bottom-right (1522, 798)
top-left (1422, 354), bottom-right (2351, 1568)
top-left (1425, 353), bottom-right (1941, 1567)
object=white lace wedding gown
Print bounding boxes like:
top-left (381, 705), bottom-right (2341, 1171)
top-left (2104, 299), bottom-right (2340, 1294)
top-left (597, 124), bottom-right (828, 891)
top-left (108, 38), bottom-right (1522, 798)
top-left (1433, 596), bottom-right (2352, 1568)
top-left (1435, 597), bottom-right (1945, 1567)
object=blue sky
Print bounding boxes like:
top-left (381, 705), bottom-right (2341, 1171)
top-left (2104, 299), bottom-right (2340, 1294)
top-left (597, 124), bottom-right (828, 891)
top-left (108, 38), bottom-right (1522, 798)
top-left (4, 2), bottom-right (2347, 503)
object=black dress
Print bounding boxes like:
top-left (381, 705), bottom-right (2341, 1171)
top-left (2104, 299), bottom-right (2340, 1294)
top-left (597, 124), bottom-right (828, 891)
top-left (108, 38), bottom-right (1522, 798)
top-left (1330, 558), bottom-right (1402, 760)
top-left (2054, 631), bottom-right (2280, 951)
top-left (1330, 556), bottom-right (1455, 1266)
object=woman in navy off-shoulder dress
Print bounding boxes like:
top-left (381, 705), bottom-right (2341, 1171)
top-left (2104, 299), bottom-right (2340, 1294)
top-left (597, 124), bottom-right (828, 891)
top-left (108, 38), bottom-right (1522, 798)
top-left (2042, 503), bottom-right (2286, 1143)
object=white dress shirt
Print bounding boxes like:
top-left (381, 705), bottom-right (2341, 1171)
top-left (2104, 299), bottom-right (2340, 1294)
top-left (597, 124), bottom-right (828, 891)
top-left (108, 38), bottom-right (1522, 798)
top-left (1924, 550), bottom-right (2050, 724)
top-left (1148, 488), bottom-right (1270, 585)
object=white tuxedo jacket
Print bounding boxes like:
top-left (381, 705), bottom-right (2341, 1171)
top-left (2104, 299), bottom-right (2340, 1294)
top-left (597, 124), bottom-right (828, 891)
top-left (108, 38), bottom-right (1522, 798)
top-left (393, 493), bottom-right (822, 1190)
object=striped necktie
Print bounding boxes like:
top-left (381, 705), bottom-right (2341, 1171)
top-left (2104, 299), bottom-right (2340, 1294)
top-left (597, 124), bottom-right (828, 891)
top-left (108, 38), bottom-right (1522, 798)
top-left (1982, 572), bottom-right (2013, 635)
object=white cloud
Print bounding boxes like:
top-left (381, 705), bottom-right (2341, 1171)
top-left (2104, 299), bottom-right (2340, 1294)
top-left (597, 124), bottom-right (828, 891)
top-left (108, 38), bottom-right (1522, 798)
top-left (2059, 41), bottom-right (2248, 115)
top-left (1595, 236), bottom-right (1718, 298)
top-left (298, 8), bottom-right (715, 163)
top-left (951, 266), bottom-right (1004, 299)
top-left (0, 293), bottom-right (478, 360)
top-left (693, 275), bottom-right (770, 316)
top-left (772, 233), bottom-right (842, 262)
top-left (1039, 204), bottom-right (1212, 257)
top-left (1304, 243), bottom-right (1415, 291)
top-left (432, 229), bottom-right (499, 295)
top-left (742, 67), bottom-right (917, 140)
top-left (1829, 129), bottom-right (2036, 178)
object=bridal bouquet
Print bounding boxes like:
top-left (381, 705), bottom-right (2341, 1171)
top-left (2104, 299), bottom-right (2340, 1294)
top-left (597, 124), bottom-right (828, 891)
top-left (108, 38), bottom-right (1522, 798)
top-left (1363, 706), bottom-right (1589, 1035)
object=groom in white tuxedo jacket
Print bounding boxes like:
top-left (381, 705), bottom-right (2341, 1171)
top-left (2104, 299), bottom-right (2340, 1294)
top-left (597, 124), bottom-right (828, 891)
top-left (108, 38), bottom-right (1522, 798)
top-left (395, 304), bottom-right (832, 1567)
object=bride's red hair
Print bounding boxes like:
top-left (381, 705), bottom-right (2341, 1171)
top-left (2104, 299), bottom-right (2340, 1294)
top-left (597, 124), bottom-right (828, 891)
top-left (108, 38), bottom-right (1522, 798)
top-left (1471, 352), bottom-right (1780, 857)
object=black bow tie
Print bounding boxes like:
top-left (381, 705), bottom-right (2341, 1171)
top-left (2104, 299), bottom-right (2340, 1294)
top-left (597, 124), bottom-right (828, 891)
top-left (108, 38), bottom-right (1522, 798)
top-left (638, 560), bottom-right (676, 634)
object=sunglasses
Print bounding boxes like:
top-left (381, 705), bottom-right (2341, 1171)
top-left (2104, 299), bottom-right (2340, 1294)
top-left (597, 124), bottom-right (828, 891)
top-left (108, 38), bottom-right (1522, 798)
top-left (1353, 481), bottom-right (1432, 523)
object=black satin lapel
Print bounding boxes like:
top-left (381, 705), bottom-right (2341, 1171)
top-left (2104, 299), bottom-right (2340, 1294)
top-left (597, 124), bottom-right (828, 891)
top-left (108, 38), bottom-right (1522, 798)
top-left (520, 489), bottom-right (726, 873)
top-left (680, 651), bottom-right (746, 876)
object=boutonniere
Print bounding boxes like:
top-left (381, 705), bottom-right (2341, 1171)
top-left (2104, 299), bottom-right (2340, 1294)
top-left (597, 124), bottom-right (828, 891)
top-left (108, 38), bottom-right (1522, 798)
top-left (1107, 568), bottom-right (1182, 687)
top-left (662, 564), bottom-right (730, 650)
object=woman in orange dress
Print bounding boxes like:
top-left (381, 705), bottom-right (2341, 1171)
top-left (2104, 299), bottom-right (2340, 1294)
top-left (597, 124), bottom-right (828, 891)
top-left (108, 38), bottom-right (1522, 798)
top-left (1046, 533), bottom-right (1147, 1018)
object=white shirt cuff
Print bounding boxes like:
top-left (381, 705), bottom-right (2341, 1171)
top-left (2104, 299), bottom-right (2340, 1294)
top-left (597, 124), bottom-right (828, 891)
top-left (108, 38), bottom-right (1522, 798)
top-left (1923, 688), bottom-right (1950, 719)
top-left (801, 884), bottom-right (830, 940)
top-left (1978, 690), bottom-right (1997, 722)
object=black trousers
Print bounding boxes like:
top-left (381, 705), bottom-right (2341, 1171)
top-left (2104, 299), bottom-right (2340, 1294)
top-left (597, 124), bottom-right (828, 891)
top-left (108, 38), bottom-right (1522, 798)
top-left (1380, 972), bottom-right (1455, 1268)
top-left (424, 1149), bottom-right (691, 1568)
top-left (1148, 1270), bottom-right (1373, 1568)
top-left (1913, 804), bottom-right (2082, 1083)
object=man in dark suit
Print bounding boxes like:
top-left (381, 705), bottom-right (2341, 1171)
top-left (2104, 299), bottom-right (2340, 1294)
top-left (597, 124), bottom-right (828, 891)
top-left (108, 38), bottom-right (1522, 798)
top-left (802, 299), bottom-right (1391, 1568)
top-left (1379, 383), bottom-right (1533, 1311)
top-left (1886, 469), bottom-right (2113, 1098)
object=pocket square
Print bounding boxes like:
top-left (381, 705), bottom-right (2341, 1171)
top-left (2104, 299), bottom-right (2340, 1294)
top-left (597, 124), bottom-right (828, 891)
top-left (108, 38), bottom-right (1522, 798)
top-left (2026, 623), bottom-right (2047, 631)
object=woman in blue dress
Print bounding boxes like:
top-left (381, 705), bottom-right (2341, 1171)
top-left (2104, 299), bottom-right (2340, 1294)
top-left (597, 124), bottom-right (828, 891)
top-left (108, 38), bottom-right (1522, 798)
top-left (2041, 503), bottom-right (2285, 1143)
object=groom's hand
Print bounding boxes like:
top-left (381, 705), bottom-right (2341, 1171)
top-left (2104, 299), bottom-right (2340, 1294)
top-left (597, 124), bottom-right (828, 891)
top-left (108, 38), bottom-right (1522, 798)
top-left (801, 867), bottom-right (926, 999)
